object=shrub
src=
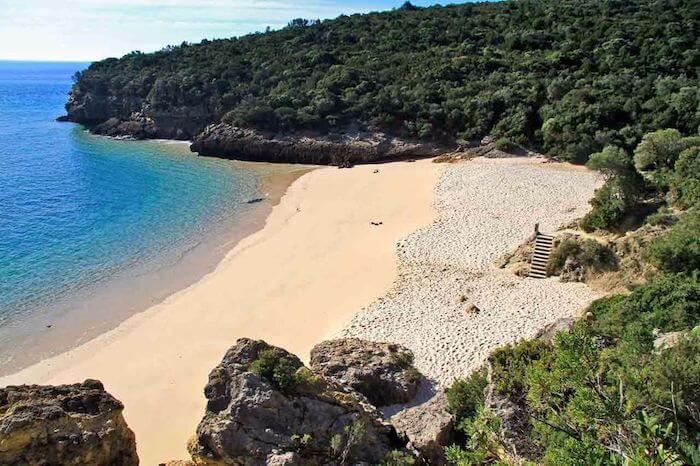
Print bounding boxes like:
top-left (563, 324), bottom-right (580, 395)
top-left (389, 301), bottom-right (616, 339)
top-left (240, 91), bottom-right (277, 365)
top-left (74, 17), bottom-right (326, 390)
top-left (580, 180), bottom-right (630, 231)
top-left (489, 339), bottom-right (549, 399)
top-left (548, 237), bottom-right (617, 275)
top-left (249, 349), bottom-right (301, 392)
top-left (579, 239), bottom-right (617, 272)
top-left (591, 274), bottom-right (700, 341)
top-left (645, 209), bottom-right (700, 274)
top-left (494, 137), bottom-right (515, 151)
top-left (670, 146), bottom-right (700, 209)
top-left (547, 238), bottom-right (581, 274)
top-left (446, 369), bottom-right (488, 421)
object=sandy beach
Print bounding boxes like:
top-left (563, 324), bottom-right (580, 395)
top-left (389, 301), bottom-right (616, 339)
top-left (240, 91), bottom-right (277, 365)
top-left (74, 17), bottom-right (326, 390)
top-left (339, 158), bottom-right (603, 386)
top-left (0, 159), bottom-right (441, 464)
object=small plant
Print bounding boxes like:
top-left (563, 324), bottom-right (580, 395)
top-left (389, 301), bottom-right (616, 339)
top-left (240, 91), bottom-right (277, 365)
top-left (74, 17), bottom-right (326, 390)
top-left (382, 450), bottom-right (416, 465)
top-left (249, 349), bottom-right (300, 392)
top-left (330, 419), bottom-right (366, 465)
top-left (446, 368), bottom-right (488, 420)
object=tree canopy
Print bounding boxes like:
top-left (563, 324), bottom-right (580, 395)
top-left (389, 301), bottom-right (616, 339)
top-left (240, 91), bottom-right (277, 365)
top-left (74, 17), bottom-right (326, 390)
top-left (73, 0), bottom-right (699, 162)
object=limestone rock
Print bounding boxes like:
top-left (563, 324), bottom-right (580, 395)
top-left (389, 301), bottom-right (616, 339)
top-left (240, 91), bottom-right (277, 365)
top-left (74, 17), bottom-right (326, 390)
top-left (190, 124), bottom-right (451, 166)
top-left (310, 338), bottom-right (422, 407)
top-left (390, 393), bottom-right (455, 465)
top-left (188, 338), bottom-right (407, 465)
top-left (0, 379), bottom-right (138, 466)
top-left (536, 317), bottom-right (576, 342)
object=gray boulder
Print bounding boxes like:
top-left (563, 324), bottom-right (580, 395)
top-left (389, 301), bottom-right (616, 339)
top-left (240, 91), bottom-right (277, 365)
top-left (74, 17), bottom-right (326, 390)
top-left (189, 338), bottom-right (407, 466)
top-left (390, 393), bottom-right (455, 465)
top-left (0, 379), bottom-right (138, 466)
top-left (310, 338), bottom-right (422, 407)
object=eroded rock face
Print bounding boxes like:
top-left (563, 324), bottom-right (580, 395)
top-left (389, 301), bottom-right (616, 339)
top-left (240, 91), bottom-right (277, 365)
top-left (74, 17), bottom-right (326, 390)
top-left (190, 124), bottom-right (451, 166)
top-left (189, 338), bottom-right (406, 466)
top-left (390, 393), bottom-right (454, 465)
top-left (310, 338), bottom-right (422, 407)
top-left (0, 379), bottom-right (138, 466)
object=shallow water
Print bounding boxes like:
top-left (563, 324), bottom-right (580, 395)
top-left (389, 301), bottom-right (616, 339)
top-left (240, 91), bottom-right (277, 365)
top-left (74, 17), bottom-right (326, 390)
top-left (0, 61), bottom-right (274, 372)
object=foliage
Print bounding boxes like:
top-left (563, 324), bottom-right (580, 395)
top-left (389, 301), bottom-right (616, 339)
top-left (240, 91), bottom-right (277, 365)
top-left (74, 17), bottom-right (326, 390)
top-left (73, 0), bottom-right (699, 162)
top-left (645, 209), bottom-right (700, 274)
top-left (249, 349), bottom-right (301, 392)
top-left (381, 449), bottom-right (416, 465)
top-left (548, 237), bottom-right (617, 276)
top-left (446, 368), bottom-right (488, 420)
top-left (447, 268), bottom-right (700, 464)
top-left (670, 146), bottom-right (700, 209)
top-left (633, 129), bottom-right (700, 188)
top-left (581, 145), bottom-right (645, 231)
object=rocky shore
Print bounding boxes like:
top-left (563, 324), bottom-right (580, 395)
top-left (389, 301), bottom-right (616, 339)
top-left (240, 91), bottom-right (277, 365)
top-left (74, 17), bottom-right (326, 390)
top-left (3, 338), bottom-right (455, 465)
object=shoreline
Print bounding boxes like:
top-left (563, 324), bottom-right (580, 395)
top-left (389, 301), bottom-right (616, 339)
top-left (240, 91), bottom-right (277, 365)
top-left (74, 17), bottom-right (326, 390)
top-left (0, 147), bottom-right (312, 377)
top-left (0, 158), bottom-right (441, 464)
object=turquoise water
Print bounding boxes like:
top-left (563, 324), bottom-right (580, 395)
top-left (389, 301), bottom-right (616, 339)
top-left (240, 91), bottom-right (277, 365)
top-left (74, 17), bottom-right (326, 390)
top-left (0, 62), bottom-right (262, 364)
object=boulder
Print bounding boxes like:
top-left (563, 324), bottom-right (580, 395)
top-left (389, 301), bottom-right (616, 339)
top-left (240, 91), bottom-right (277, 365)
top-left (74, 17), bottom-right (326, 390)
top-left (0, 379), bottom-right (138, 466)
top-left (310, 338), bottom-right (422, 407)
top-left (188, 338), bottom-right (407, 465)
top-left (390, 393), bottom-right (455, 465)
top-left (536, 317), bottom-right (576, 342)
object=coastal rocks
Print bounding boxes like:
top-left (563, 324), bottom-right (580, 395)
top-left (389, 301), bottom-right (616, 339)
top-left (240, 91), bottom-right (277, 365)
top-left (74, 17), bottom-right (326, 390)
top-left (390, 393), bottom-right (455, 465)
top-left (188, 338), bottom-right (406, 466)
top-left (310, 338), bottom-right (422, 407)
top-left (535, 317), bottom-right (576, 342)
top-left (190, 124), bottom-right (452, 166)
top-left (0, 379), bottom-right (138, 466)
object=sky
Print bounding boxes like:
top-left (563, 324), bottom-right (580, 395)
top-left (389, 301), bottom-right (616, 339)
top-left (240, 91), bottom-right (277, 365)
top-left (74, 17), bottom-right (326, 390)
top-left (0, 0), bottom-right (451, 62)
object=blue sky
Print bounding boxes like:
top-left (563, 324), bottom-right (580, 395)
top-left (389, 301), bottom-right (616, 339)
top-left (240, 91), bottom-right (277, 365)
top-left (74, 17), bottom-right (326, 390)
top-left (1, 0), bottom-right (453, 62)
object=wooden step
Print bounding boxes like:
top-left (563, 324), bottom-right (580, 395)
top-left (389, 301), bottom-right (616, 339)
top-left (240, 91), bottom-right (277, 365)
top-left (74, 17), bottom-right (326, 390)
top-left (529, 232), bottom-right (555, 279)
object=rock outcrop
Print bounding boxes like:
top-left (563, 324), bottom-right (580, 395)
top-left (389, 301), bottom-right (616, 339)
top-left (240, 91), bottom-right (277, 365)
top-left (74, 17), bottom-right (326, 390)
top-left (390, 393), bottom-right (455, 465)
top-left (190, 124), bottom-right (451, 166)
top-left (0, 379), bottom-right (138, 466)
top-left (310, 338), bottom-right (422, 407)
top-left (188, 338), bottom-right (408, 465)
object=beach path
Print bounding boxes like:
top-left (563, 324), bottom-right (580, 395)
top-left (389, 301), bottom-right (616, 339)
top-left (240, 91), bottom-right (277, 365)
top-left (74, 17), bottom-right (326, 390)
top-left (0, 159), bottom-right (441, 465)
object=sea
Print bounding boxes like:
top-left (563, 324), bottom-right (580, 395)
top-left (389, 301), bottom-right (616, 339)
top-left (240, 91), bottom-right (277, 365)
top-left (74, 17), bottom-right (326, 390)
top-left (0, 61), bottom-right (278, 374)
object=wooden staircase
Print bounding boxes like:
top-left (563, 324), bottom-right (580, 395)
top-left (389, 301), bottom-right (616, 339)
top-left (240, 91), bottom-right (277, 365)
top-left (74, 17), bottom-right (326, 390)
top-left (529, 232), bottom-right (554, 279)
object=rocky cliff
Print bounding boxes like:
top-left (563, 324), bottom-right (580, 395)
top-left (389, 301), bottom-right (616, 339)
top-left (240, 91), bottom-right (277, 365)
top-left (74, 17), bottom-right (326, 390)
top-left (0, 379), bottom-right (138, 466)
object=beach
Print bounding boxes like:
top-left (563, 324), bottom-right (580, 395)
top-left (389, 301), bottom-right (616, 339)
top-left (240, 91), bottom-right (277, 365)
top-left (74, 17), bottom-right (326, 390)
top-left (1, 156), bottom-right (603, 464)
top-left (0, 159), bottom-right (441, 464)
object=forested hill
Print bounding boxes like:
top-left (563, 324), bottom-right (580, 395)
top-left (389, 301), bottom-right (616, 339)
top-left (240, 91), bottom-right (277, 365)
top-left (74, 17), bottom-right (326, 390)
top-left (66, 0), bottom-right (698, 163)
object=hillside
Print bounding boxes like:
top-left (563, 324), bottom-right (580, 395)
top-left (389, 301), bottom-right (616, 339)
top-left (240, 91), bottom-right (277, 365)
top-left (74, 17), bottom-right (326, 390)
top-left (64, 0), bottom-right (698, 164)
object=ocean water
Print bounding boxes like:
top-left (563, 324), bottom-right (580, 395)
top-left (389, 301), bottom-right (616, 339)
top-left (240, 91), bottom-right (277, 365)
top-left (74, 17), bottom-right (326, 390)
top-left (0, 61), bottom-right (266, 370)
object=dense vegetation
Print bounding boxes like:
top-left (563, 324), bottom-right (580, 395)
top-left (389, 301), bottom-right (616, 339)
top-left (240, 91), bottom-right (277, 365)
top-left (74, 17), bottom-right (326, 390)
top-left (445, 127), bottom-right (699, 464)
top-left (74, 0), bottom-right (699, 162)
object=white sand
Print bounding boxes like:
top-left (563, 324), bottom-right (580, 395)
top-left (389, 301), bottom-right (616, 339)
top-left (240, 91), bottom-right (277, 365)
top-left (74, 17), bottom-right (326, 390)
top-left (339, 158), bottom-right (604, 385)
top-left (0, 160), bottom-right (440, 465)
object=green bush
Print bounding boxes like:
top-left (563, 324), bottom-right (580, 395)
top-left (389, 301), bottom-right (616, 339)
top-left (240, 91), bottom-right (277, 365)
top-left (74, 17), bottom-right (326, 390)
top-left (249, 349), bottom-right (301, 392)
top-left (580, 180), bottom-right (631, 231)
top-left (670, 146), bottom-right (700, 209)
top-left (489, 339), bottom-right (549, 399)
top-left (645, 209), bottom-right (700, 274)
top-left (494, 137), bottom-right (515, 151)
top-left (446, 369), bottom-right (488, 421)
top-left (548, 238), bottom-right (617, 276)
